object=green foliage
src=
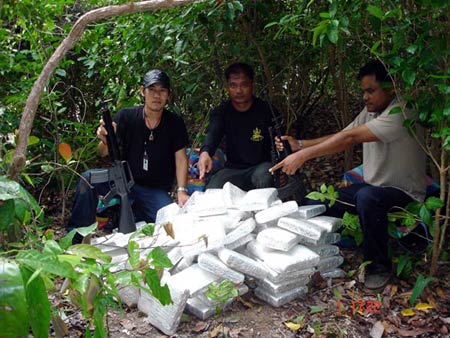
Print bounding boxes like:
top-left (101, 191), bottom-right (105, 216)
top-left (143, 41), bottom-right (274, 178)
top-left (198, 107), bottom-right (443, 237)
top-left (306, 183), bottom-right (339, 207)
top-left (342, 212), bottom-right (363, 246)
top-left (410, 274), bottom-right (435, 307)
top-left (206, 279), bottom-right (238, 316)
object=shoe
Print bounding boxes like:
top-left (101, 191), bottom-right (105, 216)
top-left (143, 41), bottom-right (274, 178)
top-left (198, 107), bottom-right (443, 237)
top-left (364, 265), bottom-right (391, 290)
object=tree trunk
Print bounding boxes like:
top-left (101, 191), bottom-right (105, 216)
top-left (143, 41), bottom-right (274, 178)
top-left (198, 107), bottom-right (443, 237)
top-left (8, 0), bottom-right (197, 180)
top-left (329, 45), bottom-right (353, 171)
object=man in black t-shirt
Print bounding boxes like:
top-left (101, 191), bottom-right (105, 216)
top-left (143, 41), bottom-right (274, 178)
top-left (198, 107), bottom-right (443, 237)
top-left (198, 62), bottom-right (276, 191)
top-left (67, 69), bottom-right (189, 234)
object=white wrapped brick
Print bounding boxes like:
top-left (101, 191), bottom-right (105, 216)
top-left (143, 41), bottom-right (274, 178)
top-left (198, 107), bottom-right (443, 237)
top-left (318, 255), bottom-right (344, 273)
top-left (180, 218), bottom-right (226, 257)
top-left (297, 204), bottom-right (326, 219)
top-left (225, 233), bottom-right (255, 251)
top-left (255, 200), bottom-right (298, 224)
top-left (321, 268), bottom-right (346, 279)
top-left (118, 286), bottom-right (139, 307)
top-left (217, 248), bottom-right (269, 279)
top-left (246, 240), bottom-right (320, 273)
top-left (266, 266), bottom-right (315, 284)
top-left (257, 276), bottom-right (310, 295)
top-left (224, 209), bottom-right (252, 232)
top-left (191, 189), bottom-right (227, 216)
top-left (155, 202), bottom-right (181, 225)
top-left (138, 285), bottom-right (189, 336)
top-left (224, 217), bottom-right (256, 245)
top-left (308, 215), bottom-right (342, 233)
top-left (185, 284), bottom-right (248, 320)
top-left (198, 253), bottom-right (245, 285)
top-left (308, 244), bottom-right (340, 258)
top-left (237, 188), bottom-right (278, 211)
top-left (167, 264), bottom-right (221, 298)
top-left (223, 182), bottom-right (247, 208)
top-left (278, 217), bottom-right (326, 245)
top-left (254, 285), bottom-right (308, 307)
top-left (256, 227), bottom-right (299, 252)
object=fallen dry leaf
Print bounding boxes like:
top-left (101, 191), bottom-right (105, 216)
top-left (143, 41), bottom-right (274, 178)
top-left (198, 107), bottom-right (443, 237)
top-left (193, 321), bottom-right (208, 332)
top-left (369, 320), bottom-right (384, 338)
top-left (401, 308), bottom-right (416, 317)
top-left (389, 284), bottom-right (398, 298)
top-left (120, 318), bottom-right (136, 331)
top-left (415, 302), bottom-right (434, 312)
top-left (163, 222), bottom-right (175, 239)
top-left (396, 328), bottom-right (434, 336)
top-left (208, 323), bottom-right (223, 338)
top-left (284, 321), bottom-right (302, 331)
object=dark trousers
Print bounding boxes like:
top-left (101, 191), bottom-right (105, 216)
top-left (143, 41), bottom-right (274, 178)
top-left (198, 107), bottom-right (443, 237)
top-left (206, 162), bottom-right (274, 191)
top-left (67, 170), bottom-right (172, 231)
top-left (308, 183), bottom-right (413, 270)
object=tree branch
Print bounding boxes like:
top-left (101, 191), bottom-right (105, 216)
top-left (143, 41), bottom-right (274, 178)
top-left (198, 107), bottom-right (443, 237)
top-left (8, 0), bottom-right (197, 180)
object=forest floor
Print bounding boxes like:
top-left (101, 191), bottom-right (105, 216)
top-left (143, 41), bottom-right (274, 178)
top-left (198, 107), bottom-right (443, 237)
top-left (47, 105), bottom-right (450, 337)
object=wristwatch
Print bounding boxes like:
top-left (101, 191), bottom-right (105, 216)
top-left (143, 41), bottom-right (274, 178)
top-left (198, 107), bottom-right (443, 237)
top-left (297, 139), bottom-right (304, 150)
top-left (177, 187), bottom-right (188, 193)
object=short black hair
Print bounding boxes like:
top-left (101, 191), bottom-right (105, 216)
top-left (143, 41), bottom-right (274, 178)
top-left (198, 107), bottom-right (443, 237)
top-left (357, 59), bottom-right (392, 84)
top-left (225, 62), bottom-right (254, 81)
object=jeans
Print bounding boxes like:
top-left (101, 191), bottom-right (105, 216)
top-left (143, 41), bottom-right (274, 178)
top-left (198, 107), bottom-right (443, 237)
top-left (67, 170), bottom-right (173, 231)
top-left (307, 183), bottom-right (413, 270)
top-left (206, 162), bottom-right (274, 191)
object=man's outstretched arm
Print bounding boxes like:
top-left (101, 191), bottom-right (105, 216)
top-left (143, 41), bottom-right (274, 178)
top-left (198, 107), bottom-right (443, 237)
top-left (270, 124), bottom-right (378, 175)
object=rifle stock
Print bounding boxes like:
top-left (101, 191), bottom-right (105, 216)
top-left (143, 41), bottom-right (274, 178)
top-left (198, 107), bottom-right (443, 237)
top-left (100, 105), bottom-right (136, 234)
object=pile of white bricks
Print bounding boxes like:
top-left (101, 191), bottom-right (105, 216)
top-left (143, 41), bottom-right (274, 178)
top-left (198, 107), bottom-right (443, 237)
top-left (91, 182), bottom-right (345, 335)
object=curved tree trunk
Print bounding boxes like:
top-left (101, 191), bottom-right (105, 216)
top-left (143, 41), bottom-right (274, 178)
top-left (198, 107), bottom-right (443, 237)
top-left (8, 0), bottom-right (197, 180)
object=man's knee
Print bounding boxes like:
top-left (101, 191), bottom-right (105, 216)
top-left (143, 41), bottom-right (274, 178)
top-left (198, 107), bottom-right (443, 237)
top-left (354, 186), bottom-right (383, 211)
top-left (251, 162), bottom-right (274, 189)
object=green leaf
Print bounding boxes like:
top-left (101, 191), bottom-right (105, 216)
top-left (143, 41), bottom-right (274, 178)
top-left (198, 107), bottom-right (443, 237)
top-left (425, 196), bottom-right (444, 211)
top-left (396, 254), bottom-right (410, 277)
top-left (0, 199), bottom-right (15, 231)
top-left (402, 69), bottom-right (416, 86)
top-left (16, 250), bottom-right (77, 279)
top-left (367, 5), bottom-right (383, 19)
top-left (320, 184), bottom-right (327, 193)
top-left (333, 288), bottom-right (342, 299)
top-left (20, 267), bottom-right (51, 338)
top-left (0, 259), bottom-right (29, 338)
top-left (128, 240), bottom-right (140, 268)
top-left (309, 305), bottom-right (326, 314)
top-left (306, 191), bottom-right (325, 202)
top-left (143, 268), bottom-right (172, 305)
top-left (43, 240), bottom-right (63, 255)
top-left (410, 274), bottom-right (435, 306)
top-left (147, 247), bottom-right (173, 268)
top-left (67, 244), bottom-right (112, 263)
top-left (419, 205), bottom-right (433, 226)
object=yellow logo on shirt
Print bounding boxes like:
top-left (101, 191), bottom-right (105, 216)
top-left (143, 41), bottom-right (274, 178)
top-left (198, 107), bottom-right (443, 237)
top-left (251, 127), bottom-right (264, 142)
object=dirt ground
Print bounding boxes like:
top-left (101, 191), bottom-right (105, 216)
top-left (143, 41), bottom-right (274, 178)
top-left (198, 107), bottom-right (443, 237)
top-left (53, 241), bottom-right (450, 338)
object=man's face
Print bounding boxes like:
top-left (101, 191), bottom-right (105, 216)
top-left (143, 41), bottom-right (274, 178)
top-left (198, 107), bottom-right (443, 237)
top-left (226, 72), bottom-right (254, 107)
top-left (141, 84), bottom-right (170, 113)
top-left (360, 74), bottom-right (394, 113)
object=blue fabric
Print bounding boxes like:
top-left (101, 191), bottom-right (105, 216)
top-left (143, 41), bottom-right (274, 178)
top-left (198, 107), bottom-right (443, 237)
top-left (343, 164), bottom-right (440, 197)
top-left (67, 170), bottom-right (172, 231)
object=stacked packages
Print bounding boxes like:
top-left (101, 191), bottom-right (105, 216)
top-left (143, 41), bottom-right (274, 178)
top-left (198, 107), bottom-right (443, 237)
top-left (92, 182), bottom-right (345, 335)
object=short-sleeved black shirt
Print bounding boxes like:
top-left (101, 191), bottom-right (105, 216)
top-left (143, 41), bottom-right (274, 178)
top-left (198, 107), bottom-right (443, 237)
top-left (114, 106), bottom-right (189, 190)
top-left (200, 97), bottom-right (276, 169)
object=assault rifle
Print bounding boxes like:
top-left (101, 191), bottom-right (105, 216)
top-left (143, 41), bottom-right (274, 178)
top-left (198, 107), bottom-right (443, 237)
top-left (88, 102), bottom-right (136, 234)
top-left (268, 103), bottom-right (309, 203)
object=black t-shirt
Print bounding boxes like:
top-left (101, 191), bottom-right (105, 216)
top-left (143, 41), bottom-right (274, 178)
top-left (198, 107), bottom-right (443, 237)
top-left (114, 106), bottom-right (189, 190)
top-left (200, 97), bottom-right (277, 169)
